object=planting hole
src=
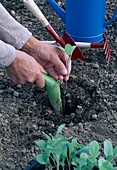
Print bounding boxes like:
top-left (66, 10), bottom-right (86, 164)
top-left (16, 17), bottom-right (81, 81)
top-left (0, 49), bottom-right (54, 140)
top-left (61, 90), bottom-right (77, 115)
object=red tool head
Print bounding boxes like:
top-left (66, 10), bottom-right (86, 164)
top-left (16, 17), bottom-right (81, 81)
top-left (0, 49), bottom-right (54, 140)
top-left (62, 33), bottom-right (85, 61)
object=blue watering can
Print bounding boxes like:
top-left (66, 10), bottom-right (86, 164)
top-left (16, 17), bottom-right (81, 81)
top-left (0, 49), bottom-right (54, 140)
top-left (48, 0), bottom-right (117, 42)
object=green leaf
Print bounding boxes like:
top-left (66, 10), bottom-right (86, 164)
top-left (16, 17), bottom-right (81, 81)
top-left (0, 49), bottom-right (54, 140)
top-left (57, 124), bottom-right (65, 134)
top-left (42, 131), bottom-right (51, 141)
top-left (47, 144), bottom-right (63, 157)
top-left (72, 156), bottom-right (79, 166)
top-left (70, 74), bottom-right (78, 81)
top-left (77, 146), bottom-right (89, 156)
top-left (55, 133), bottom-right (67, 142)
top-left (72, 157), bottom-right (87, 167)
top-left (71, 139), bottom-right (80, 149)
top-left (86, 159), bottom-right (95, 169)
top-left (61, 142), bottom-right (68, 163)
top-left (64, 44), bottom-right (76, 56)
top-left (47, 138), bottom-right (59, 148)
top-left (36, 154), bottom-right (49, 165)
top-left (36, 140), bottom-right (47, 151)
top-left (99, 159), bottom-right (113, 170)
top-left (104, 140), bottom-right (113, 161)
top-left (98, 158), bottom-right (106, 169)
top-left (61, 141), bottom-right (68, 150)
top-left (113, 146), bottom-right (117, 158)
top-left (80, 153), bottom-right (88, 160)
top-left (89, 140), bottom-right (100, 158)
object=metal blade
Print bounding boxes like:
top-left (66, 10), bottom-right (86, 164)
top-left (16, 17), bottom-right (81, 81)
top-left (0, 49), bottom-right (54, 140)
top-left (62, 33), bottom-right (85, 61)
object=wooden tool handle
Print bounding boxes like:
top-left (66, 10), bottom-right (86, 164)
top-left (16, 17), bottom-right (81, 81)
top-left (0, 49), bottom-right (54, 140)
top-left (23, 0), bottom-right (49, 27)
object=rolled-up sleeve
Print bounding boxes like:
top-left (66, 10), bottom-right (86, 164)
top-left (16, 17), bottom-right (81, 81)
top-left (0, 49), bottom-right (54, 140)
top-left (0, 3), bottom-right (32, 49)
top-left (0, 40), bottom-right (16, 68)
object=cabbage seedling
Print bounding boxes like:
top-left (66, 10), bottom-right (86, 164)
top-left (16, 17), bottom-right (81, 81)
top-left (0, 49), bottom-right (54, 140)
top-left (64, 44), bottom-right (76, 75)
top-left (42, 44), bottom-right (76, 113)
top-left (35, 125), bottom-right (117, 170)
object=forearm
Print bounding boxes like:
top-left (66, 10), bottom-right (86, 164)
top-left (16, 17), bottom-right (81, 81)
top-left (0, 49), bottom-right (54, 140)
top-left (0, 3), bottom-right (32, 49)
top-left (0, 40), bottom-right (16, 68)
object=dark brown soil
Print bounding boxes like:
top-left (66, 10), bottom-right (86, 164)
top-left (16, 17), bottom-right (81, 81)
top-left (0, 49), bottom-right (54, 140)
top-left (0, 0), bottom-right (117, 169)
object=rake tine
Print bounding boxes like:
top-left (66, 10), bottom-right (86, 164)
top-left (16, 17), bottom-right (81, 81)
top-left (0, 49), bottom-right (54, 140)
top-left (104, 42), bottom-right (108, 57)
top-left (106, 45), bottom-right (111, 63)
top-left (107, 44), bottom-right (111, 63)
top-left (107, 48), bottom-right (111, 63)
top-left (103, 34), bottom-right (111, 63)
top-left (105, 47), bottom-right (110, 63)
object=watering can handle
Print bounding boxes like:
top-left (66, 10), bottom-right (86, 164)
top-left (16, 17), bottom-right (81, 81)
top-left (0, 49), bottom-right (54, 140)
top-left (48, 0), bottom-right (66, 23)
top-left (105, 7), bottom-right (117, 27)
top-left (23, 0), bottom-right (49, 27)
top-left (48, 0), bottom-right (117, 27)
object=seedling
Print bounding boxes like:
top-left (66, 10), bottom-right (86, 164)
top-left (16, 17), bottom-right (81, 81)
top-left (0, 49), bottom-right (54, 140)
top-left (34, 124), bottom-right (117, 170)
top-left (42, 44), bottom-right (77, 113)
top-left (70, 75), bottom-right (78, 81)
top-left (63, 44), bottom-right (76, 75)
top-left (35, 124), bottom-right (83, 170)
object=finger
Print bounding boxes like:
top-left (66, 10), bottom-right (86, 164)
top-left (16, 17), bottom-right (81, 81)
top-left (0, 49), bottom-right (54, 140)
top-left (48, 47), bottom-right (68, 76)
top-left (64, 75), bottom-right (69, 81)
top-left (58, 49), bottom-right (68, 66)
top-left (58, 75), bottom-right (64, 81)
top-left (57, 47), bottom-right (72, 76)
top-left (35, 73), bottom-right (45, 88)
top-left (46, 67), bottom-right (59, 80)
top-left (53, 57), bottom-right (68, 76)
top-left (55, 46), bottom-right (69, 66)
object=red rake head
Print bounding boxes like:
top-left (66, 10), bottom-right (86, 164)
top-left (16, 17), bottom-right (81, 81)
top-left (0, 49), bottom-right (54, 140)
top-left (62, 33), bottom-right (85, 61)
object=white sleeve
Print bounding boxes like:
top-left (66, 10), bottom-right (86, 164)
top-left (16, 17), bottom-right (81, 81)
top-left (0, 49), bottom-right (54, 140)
top-left (0, 3), bottom-right (32, 49)
top-left (0, 40), bottom-right (16, 68)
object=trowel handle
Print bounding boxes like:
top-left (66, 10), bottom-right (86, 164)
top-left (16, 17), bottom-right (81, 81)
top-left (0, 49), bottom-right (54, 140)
top-left (23, 0), bottom-right (49, 27)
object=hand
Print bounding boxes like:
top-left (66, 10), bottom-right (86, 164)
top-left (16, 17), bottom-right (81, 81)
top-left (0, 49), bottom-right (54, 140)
top-left (21, 36), bottom-right (70, 81)
top-left (5, 50), bottom-right (46, 88)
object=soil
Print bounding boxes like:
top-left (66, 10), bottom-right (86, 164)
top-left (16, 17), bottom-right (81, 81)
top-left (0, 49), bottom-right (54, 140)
top-left (0, 0), bottom-right (117, 170)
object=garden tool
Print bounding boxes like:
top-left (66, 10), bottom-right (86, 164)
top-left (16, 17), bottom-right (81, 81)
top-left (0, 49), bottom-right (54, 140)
top-left (23, 0), bottom-right (85, 61)
top-left (42, 34), bottom-right (111, 63)
top-left (41, 40), bottom-right (104, 48)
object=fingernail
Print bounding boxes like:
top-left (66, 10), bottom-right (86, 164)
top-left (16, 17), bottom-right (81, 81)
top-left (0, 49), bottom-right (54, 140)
top-left (61, 68), bottom-right (67, 75)
top-left (64, 75), bottom-right (69, 81)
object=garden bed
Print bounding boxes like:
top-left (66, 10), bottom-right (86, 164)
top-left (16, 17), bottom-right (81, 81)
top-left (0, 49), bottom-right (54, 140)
top-left (0, 0), bottom-right (117, 169)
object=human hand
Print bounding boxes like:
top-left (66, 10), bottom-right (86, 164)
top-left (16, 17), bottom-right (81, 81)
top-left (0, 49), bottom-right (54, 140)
top-left (5, 50), bottom-right (46, 88)
top-left (21, 36), bottom-right (70, 81)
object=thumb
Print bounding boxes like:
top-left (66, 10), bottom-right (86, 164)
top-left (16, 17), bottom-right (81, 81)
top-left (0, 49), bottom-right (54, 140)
top-left (35, 76), bottom-right (45, 89)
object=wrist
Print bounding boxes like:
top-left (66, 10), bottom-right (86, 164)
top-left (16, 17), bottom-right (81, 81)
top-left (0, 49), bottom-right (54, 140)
top-left (21, 36), bottom-right (41, 58)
